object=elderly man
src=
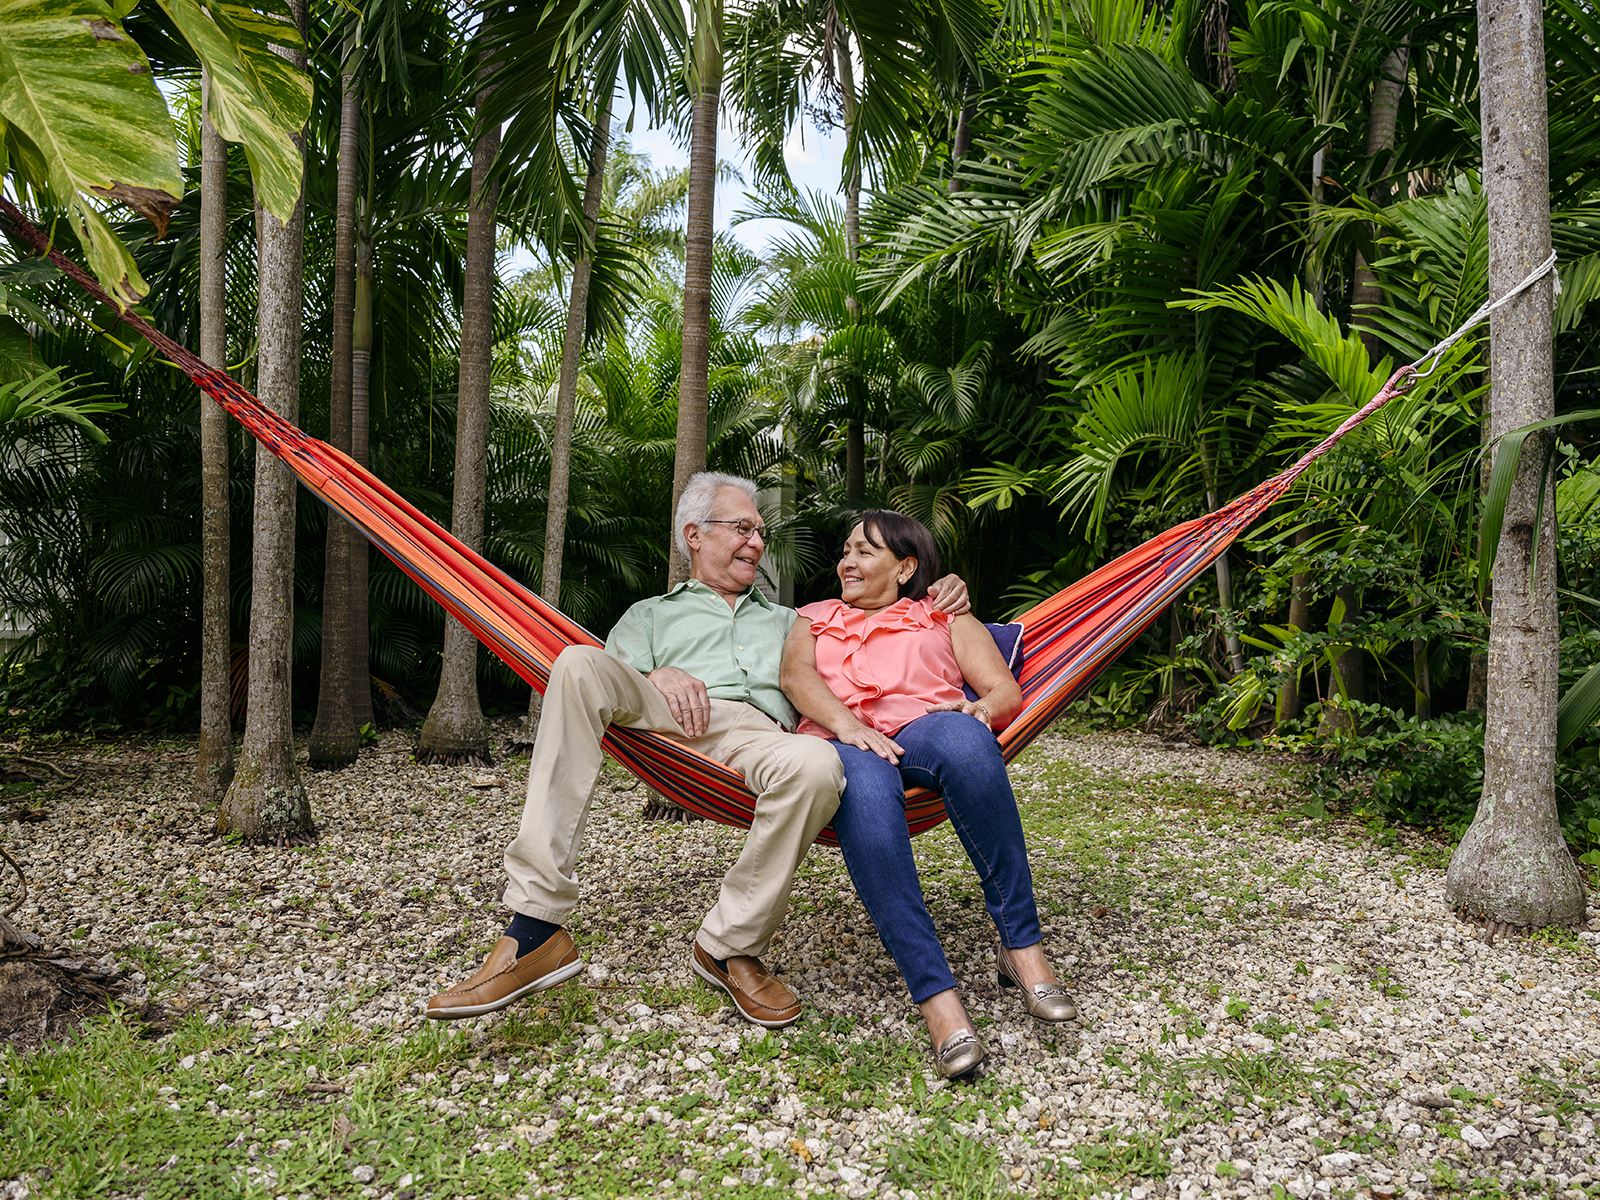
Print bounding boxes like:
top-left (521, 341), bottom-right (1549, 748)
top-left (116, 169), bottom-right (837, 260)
top-left (427, 472), bottom-right (966, 1028)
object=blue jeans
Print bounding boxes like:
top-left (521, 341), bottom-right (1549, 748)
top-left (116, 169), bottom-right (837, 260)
top-left (829, 710), bottom-right (1042, 1004)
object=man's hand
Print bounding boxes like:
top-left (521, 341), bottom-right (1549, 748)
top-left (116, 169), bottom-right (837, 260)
top-left (837, 720), bottom-right (904, 765)
top-left (648, 666), bottom-right (711, 737)
top-left (925, 574), bottom-right (971, 616)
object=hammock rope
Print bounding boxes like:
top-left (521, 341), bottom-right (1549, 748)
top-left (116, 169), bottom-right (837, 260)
top-left (0, 199), bottom-right (1555, 844)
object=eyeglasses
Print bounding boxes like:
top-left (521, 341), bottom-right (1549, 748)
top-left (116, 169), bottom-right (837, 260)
top-left (700, 518), bottom-right (767, 541)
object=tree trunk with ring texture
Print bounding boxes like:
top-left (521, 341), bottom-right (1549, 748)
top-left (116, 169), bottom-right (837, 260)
top-left (194, 72), bottom-right (234, 806)
top-left (667, 0), bottom-right (721, 588)
top-left (836, 28), bottom-right (866, 504)
top-left (1445, 0), bottom-right (1586, 927)
top-left (349, 212), bottom-right (374, 731)
top-left (949, 77), bottom-right (976, 191)
top-left (513, 88), bottom-right (614, 747)
top-left (218, 0), bottom-right (314, 844)
top-left (1275, 523), bottom-right (1313, 727)
top-left (419, 44), bottom-right (500, 765)
top-left (309, 66), bottom-right (361, 768)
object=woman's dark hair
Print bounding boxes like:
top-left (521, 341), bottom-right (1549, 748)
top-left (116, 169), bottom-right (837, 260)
top-left (858, 509), bottom-right (940, 601)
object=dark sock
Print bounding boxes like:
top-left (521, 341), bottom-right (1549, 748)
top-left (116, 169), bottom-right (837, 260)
top-left (505, 913), bottom-right (562, 957)
top-left (696, 942), bottom-right (730, 972)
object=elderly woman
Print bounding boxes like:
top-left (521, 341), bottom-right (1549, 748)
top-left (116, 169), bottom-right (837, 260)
top-left (780, 510), bottom-right (1076, 1079)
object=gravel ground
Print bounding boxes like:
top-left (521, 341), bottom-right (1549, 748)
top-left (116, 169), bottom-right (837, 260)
top-left (7, 723), bottom-right (1600, 1199)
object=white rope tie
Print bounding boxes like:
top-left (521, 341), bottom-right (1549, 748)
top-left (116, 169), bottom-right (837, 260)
top-left (1409, 250), bottom-right (1561, 379)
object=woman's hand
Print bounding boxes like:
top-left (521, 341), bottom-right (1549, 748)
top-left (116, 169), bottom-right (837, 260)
top-left (925, 698), bottom-right (995, 729)
top-left (837, 720), bottom-right (904, 764)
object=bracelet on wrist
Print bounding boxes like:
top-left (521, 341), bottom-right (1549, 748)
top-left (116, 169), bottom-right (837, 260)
top-left (974, 702), bottom-right (990, 724)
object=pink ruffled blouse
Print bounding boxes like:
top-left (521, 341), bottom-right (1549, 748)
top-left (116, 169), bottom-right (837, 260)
top-left (795, 597), bottom-right (966, 738)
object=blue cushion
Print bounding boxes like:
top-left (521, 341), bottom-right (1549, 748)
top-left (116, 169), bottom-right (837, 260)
top-left (962, 622), bottom-right (1025, 701)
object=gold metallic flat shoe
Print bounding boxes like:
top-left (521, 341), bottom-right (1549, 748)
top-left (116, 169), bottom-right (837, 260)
top-left (997, 944), bottom-right (1079, 1023)
top-left (934, 1029), bottom-right (987, 1080)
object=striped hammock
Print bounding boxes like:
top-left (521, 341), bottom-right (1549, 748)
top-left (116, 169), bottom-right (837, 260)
top-left (1, 200), bottom-right (1418, 846)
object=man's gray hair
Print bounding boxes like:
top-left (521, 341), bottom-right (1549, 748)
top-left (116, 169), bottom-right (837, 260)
top-left (675, 471), bottom-right (759, 559)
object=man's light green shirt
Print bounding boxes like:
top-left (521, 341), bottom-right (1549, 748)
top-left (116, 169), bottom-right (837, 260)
top-left (604, 580), bottom-right (800, 730)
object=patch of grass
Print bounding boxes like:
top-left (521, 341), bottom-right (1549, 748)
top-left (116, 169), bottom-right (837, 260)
top-left (1117, 1047), bottom-right (1363, 1121)
top-left (884, 1117), bottom-right (1009, 1200)
top-left (1447, 1082), bottom-right (1493, 1108)
top-left (1160, 1000), bottom-right (1206, 1042)
top-left (1519, 1069), bottom-right (1600, 1127)
top-left (0, 1010), bottom-right (552, 1199)
top-left (1527, 924), bottom-right (1588, 954)
top-left (1402, 841), bottom-right (1453, 871)
top-left (779, 1016), bottom-right (926, 1108)
top-left (645, 977), bottom-right (710, 1013)
top-left (1071, 1129), bottom-right (1170, 1180)
top-left (1251, 1015), bottom-right (1295, 1041)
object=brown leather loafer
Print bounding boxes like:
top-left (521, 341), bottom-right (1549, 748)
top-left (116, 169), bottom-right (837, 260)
top-left (426, 929), bottom-right (582, 1020)
top-left (690, 942), bottom-right (801, 1028)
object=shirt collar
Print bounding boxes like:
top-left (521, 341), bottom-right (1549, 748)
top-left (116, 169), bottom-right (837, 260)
top-left (666, 578), bottom-right (775, 609)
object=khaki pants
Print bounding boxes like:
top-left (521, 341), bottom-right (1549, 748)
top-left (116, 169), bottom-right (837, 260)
top-left (503, 645), bottom-right (843, 959)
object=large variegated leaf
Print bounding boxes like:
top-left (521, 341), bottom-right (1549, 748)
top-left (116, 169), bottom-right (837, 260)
top-left (154, 0), bottom-right (310, 224)
top-left (0, 0), bottom-right (182, 303)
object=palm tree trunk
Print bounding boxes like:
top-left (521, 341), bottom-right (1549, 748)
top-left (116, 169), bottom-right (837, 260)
top-left (1351, 43), bottom-right (1409, 361)
top-left (950, 76), bottom-right (977, 191)
top-left (419, 45), bottom-right (499, 765)
top-left (349, 215), bottom-right (374, 730)
top-left (512, 88), bottom-right (614, 748)
top-left (309, 67), bottom-right (361, 768)
top-left (667, 0), bottom-right (722, 587)
top-left (1411, 596), bottom-right (1432, 720)
top-left (1445, 0), bottom-right (1585, 928)
top-left (194, 72), bottom-right (235, 806)
top-left (1319, 583), bottom-right (1365, 737)
top-left (835, 26), bottom-right (867, 504)
top-left (1350, 44), bottom-right (1414, 722)
top-left (1466, 402), bottom-right (1492, 711)
top-left (1204, 487), bottom-right (1246, 675)
top-left (835, 29), bottom-right (860, 277)
top-left (1276, 524), bottom-right (1312, 726)
top-left (219, 0), bottom-right (313, 844)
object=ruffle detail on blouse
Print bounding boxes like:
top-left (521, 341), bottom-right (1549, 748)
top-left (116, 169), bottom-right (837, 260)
top-left (801, 597), bottom-right (951, 639)
top-left (796, 599), bottom-right (956, 726)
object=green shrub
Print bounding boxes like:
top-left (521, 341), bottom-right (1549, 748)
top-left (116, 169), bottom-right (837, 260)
top-left (1306, 705), bottom-right (1485, 836)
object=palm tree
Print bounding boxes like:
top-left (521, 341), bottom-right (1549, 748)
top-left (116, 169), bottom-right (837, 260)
top-left (1445, 0), bottom-right (1586, 928)
top-left (308, 55), bottom-right (364, 768)
top-left (507, 91), bottom-right (615, 746)
top-left (541, 95), bottom-right (614, 596)
top-left (218, 0), bottom-right (314, 844)
top-left (423, 0), bottom-right (682, 748)
top-left (666, 0), bottom-right (723, 586)
top-left (418, 35), bottom-right (500, 766)
top-left (195, 73), bottom-right (235, 804)
top-left (307, 0), bottom-right (466, 756)
top-left (725, 0), bottom-right (990, 499)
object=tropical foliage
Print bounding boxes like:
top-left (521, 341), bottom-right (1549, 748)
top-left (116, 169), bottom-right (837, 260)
top-left (1, 0), bottom-right (1599, 859)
